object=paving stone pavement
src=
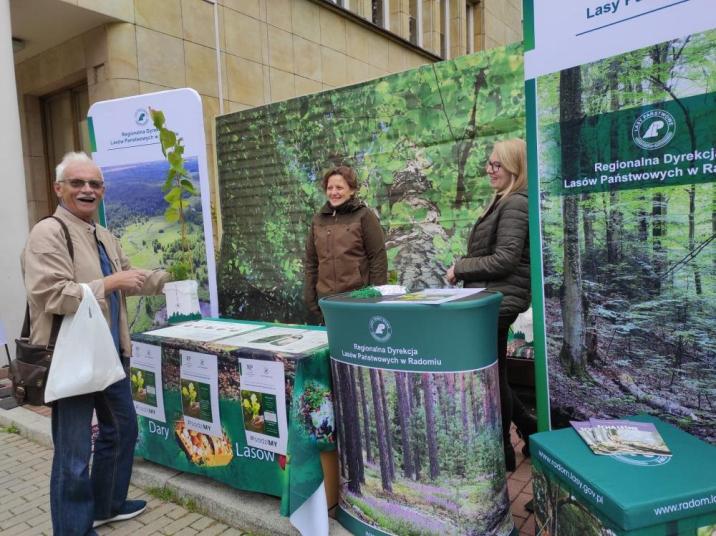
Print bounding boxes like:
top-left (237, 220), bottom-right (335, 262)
top-left (0, 413), bottom-right (535, 536)
top-left (0, 430), bottom-right (252, 536)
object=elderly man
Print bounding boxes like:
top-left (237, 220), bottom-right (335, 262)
top-left (22, 152), bottom-right (169, 535)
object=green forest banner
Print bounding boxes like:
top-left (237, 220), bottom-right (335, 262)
top-left (525, 0), bottom-right (716, 448)
top-left (215, 43), bottom-right (524, 324)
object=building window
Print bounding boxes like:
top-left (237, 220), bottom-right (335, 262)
top-left (440, 0), bottom-right (449, 58)
top-left (372, 0), bottom-right (385, 27)
top-left (409, 0), bottom-right (423, 46)
top-left (466, 2), bottom-right (475, 53)
top-left (370, 0), bottom-right (383, 27)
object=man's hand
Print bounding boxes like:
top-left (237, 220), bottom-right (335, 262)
top-left (104, 270), bottom-right (147, 294)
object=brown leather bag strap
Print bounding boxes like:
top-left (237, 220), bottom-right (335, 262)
top-left (22, 215), bottom-right (75, 348)
top-left (48, 216), bottom-right (74, 262)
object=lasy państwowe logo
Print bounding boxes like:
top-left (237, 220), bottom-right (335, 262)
top-left (368, 315), bottom-right (392, 343)
top-left (632, 108), bottom-right (675, 150)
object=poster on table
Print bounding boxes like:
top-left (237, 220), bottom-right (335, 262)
top-left (130, 341), bottom-right (166, 422)
top-left (382, 288), bottom-right (484, 304)
top-left (322, 293), bottom-right (513, 536)
top-left (218, 326), bottom-right (328, 355)
top-left (215, 43), bottom-right (525, 324)
top-left (524, 0), bottom-right (716, 448)
top-left (238, 358), bottom-right (288, 455)
top-left (87, 88), bottom-right (218, 331)
top-left (145, 319), bottom-right (261, 342)
top-left (180, 350), bottom-right (221, 436)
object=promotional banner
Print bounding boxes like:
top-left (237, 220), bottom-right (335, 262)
top-left (239, 358), bottom-right (288, 455)
top-left (88, 88), bottom-right (218, 331)
top-left (524, 1), bottom-right (716, 442)
top-left (130, 341), bottom-right (166, 422)
top-left (216, 43), bottom-right (525, 324)
top-left (322, 292), bottom-right (515, 536)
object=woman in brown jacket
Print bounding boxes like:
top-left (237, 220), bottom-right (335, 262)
top-left (447, 139), bottom-right (536, 471)
top-left (304, 166), bottom-right (388, 324)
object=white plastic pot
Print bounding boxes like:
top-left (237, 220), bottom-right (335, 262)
top-left (163, 280), bottom-right (201, 323)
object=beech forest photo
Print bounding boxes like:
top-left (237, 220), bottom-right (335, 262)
top-left (536, 30), bottom-right (716, 442)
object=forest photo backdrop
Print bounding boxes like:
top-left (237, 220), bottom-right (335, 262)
top-left (536, 29), bottom-right (716, 443)
top-left (215, 43), bottom-right (524, 324)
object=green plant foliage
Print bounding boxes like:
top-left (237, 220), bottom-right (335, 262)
top-left (216, 44), bottom-right (525, 323)
top-left (150, 108), bottom-right (198, 281)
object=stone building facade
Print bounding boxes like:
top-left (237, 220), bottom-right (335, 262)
top-left (1, 0), bottom-right (521, 349)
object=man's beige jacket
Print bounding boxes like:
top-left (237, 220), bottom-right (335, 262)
top-left (21, 205), bottom-right (169, 357)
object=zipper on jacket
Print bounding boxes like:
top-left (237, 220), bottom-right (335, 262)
top-left (331, 209), bottom-right (336, 291)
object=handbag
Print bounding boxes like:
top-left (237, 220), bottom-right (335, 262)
top-left (9, 216), bottom-right (73, 406)
top-left (44, 284), bottom-right (125, 403)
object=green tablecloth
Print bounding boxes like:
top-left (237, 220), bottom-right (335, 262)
top-left (130, 319), bottom-right (336, 533)
top-left (531, 415), bottom-right (716, 535)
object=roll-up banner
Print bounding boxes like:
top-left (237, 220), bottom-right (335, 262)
top-left (524, 0), bottom-right (716, 443)
top-left (88, 88), bottom-right (218, 331)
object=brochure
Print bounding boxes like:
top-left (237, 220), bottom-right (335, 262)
top-left (381, 288), bottom-right (485, 304)
top-left (218, 326), bottom-right (328, 355)
top-left (571, 419), bottom-right (671, 456)
top-left (239, 358), bottom-right (288, 455)
top-left (180, 350), bottom-right (222, 436)
top-left (145, 320), bottom-right (262, 342)
top-left (130, 341), bottom-right (166, 423)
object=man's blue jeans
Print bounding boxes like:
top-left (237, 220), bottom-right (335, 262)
top-left (50, 376), bottom-right (138, 535)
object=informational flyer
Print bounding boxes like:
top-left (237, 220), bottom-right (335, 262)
top-left (219, 327), bottom-right (328, 355)
top-left (146, 320), bottom-right (261, 342)
top-left (130, 341), bottom-right (166, 422)
top-left (382, 288), bottom-right (485, 304)
top-left (180, 350), bottom-right (221, 436)
top-left (239, 358), bottom-right (288, 455)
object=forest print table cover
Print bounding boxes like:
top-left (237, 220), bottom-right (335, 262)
top-left (130, 319), bottom-right (335, 535)
top-left (321, 290), bottom-right (517, 536)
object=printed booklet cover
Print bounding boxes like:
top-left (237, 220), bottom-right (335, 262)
top-left (571, 418), bottom-right (671, 456)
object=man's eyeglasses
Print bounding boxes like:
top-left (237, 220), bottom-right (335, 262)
top-left (59, 178), bottom-right (105, 190)
top-left (486, 160), bottom-right (502, 172)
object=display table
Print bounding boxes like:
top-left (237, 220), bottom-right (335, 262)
top-left (129, 319), bottom-right (337, 536)
top-left (321, 289), bottom-right (517, 536)
top-left (531, 415), bottom-right (716, 535)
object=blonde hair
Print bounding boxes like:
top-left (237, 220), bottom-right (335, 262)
top-left (481, 138), bottom-right (527, 216)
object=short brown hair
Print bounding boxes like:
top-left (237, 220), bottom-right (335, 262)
top-left (321, 165), bottom-right (359, 191)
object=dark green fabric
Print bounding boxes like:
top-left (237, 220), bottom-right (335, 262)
top-left (531, 415), bottom-right (716, 532)
top-left (454, 190), bottom-right (530, 317)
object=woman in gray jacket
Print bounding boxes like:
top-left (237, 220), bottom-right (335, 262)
top-left (447, 138), bottom-right (536, 471)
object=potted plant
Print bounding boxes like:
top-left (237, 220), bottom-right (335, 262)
top-left (149, 108), bottom-right (202, 323)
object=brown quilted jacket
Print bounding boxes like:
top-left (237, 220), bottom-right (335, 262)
top-left (304, 197), bottom-right (387, 321)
